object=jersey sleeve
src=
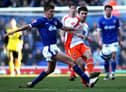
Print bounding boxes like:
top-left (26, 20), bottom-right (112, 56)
top-left (116, 17), bottom-right (120, 29)
top-left (56, 18), bottom-right (63, 29)
top-left (97, 18), bottom-right (102, 31)
top-left (30, 18), bottom-right (44, 28)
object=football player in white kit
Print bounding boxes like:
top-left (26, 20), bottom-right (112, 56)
top-left (60, 3), bottom-right (79, 81)
top-left (61, 6), bottom-right (100, 87)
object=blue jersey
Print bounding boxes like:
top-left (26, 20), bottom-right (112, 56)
top-left (98, 15), bottom-right (120, 44)
top-left (30, 17), bottom-right (63, 46)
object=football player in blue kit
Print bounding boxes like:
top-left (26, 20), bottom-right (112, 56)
top-left (4, 4), bottom-right (100, 88)
top-left (97, 5), bottom-right (123, 80)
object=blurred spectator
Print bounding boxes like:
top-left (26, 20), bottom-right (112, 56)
top-left (30, 0), bottom-right (41, 7)
top-left (22, 43), bottom-right (32, 64)
top-left (119, 48), bottom-right (126, 66)
top-left (22, 0), bottom-right (29, 7)
top-left (78, 1), bottom-right (88, 6)
top-left (104, 0), bottom-right (120, 16)
top-left (23, 31), bottom-right (34, 49)
top-left (11, 0), bottom-right (21, 7)
top-left (3, 0), bottom-right (12, 7)
top-left (34, 48), bottom-right (43, 64)
top-left (25, 53), bottom-right (35, 65)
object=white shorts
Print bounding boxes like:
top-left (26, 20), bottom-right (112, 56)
top-left (101, 42), bottom-right (119, 56)
top-left (42, 44), bottom-right (60, 61)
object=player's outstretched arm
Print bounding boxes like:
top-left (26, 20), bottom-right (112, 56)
top-left (4, 24), bottom-right (31, 37)
top-left (61, 25), bottom-right (82, 32)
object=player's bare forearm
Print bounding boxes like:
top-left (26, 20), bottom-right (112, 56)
top-left (5, 25), bottom-right (31, 36)
top-left (61, 26), bottom-right (80, 32)
top-left (118, 29), bottom-right (122, 42)
top-left (86, 37), bottom-right (93, 43)
top-left (118, 29), bottom-right (123, 47)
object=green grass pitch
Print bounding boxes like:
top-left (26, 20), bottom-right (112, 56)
top-left (0, 76), bottom-right (126, 92)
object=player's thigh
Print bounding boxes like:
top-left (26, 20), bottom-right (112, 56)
top-left (111, 42), bottom-right (119, 58)
top-left (80, 44), bottom-right (91, 58)
top-left (13, 51), bottom-right (18, 59)
top-left (69, 45), bottom-right (82, 60)
top-left (54, 52), bottom-right (74, 65)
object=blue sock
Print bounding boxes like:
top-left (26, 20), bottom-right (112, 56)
top-left (32, 71), bottom-right (47, 85)
top-left (73, 64), bottom-right (89, 83)
top-left (104, 61), bottom-right (109, 73)
top-left (111, 61), bottom-right (116, 73)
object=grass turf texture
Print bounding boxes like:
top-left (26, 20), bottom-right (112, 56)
top-left (0, 76), bottom-right (126, 92)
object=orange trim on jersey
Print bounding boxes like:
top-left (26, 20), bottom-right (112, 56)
top-left (75, 16), bottom-right (80, 27)
top-left (63, 15), bottom-right (70, 24)
top-left (64, 16), bottom-right (80, 55)
top-left (65, 33), bottom-right (73, 55)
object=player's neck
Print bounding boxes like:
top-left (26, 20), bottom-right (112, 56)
top-left (105, 15), bottom-right (112, 19)
top-left (69, 13), bottom-right (76, 18)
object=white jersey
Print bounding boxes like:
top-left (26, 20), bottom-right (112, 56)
top-left (70, 22), bottom-right (89, 48)
top-left (62, 15), bottom-right (88, 48)
top-left (62, 15), bottom-right (80, 48)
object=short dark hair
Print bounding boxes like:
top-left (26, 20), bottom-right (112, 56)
top-left (78, 6), bottom-right (88, 14)
top-left (104, 5), bottom-right (113, 10)
top-left (44, 4), bottom-right (55, 12)
top-left (69, 3), bottom-right (77, 8)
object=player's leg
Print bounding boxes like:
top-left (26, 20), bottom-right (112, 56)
top-left (26, 61), bottom-right (56, 88)
top-left (81, 44), bottom-right (100, 78)
top-left (75, 57), bottom-right (88, 87)
top-left (67, 45), bottom-right (88, 86)
top-left (110, 51), bottom-right (117, 80)
top-left (83, 49), bottom-right (94, 75)
top-left (82, 47), bottom-right (100, 80)
top-left (15, 51), bottom-right (21, 75)
top-left (55, 52), bottom-right (98, 87)
top-left (100, 46), bottom-right (112, 80)
top-left (68, 64), bottom-right (76, 81)
top-left (8, 51), bottom-right (15, 76)
top-left (67, 50), bottom-right (76, 81)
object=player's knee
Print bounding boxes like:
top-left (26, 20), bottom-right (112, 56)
top-left (84, 50), bottom-right (92, 58)
top-left (112, 55), bottom-right (116, 61)
top-left (46, 70), bottom-right (54, 74)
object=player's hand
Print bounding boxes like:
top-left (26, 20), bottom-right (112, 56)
top-left (98, 40), bottom-right (102, 47)
top-left (75, 33), bottom-right (84, 39)
top-left (61, 36), bottom-right (65, 44)
top-left (75, 25), bottom-right (83, 31)
top-left (119, 41), bottom-right (123, 48)
top-left (86, 37), bottom-right (93, 43)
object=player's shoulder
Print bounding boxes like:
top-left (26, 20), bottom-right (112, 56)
top-left (53, 17), bottom-right (59, 20)
top-left (112, 15), bottom-right (119, 20)
top-left (84, 22), bottom-right (88, 26)
top-left (62, 15), bottom-right (70, 21)
top-left (35, 17), bottom-right (47, 22)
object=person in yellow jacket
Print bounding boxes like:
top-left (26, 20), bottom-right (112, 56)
top-left (6, 19), bottom-right (23, 76)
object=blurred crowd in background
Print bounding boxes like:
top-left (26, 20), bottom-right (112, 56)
top-left (0, 0), bottom-right (126, 7)
top-left (0, 0), bottom-right (126, 68)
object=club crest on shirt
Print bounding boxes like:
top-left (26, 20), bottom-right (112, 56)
top-left (73, 53), bottom-right (76, 57)
top-left (49, 25), bottom-right (57, 31)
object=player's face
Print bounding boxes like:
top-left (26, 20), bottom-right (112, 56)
top-left (105, 8), bottom-right (112, 17)
top-left (78, 10), bottom-right (88, 22)
top-left (45, 8), bottom-right (54, 19)
top-left (69, 6), bottom-right (76, 15)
